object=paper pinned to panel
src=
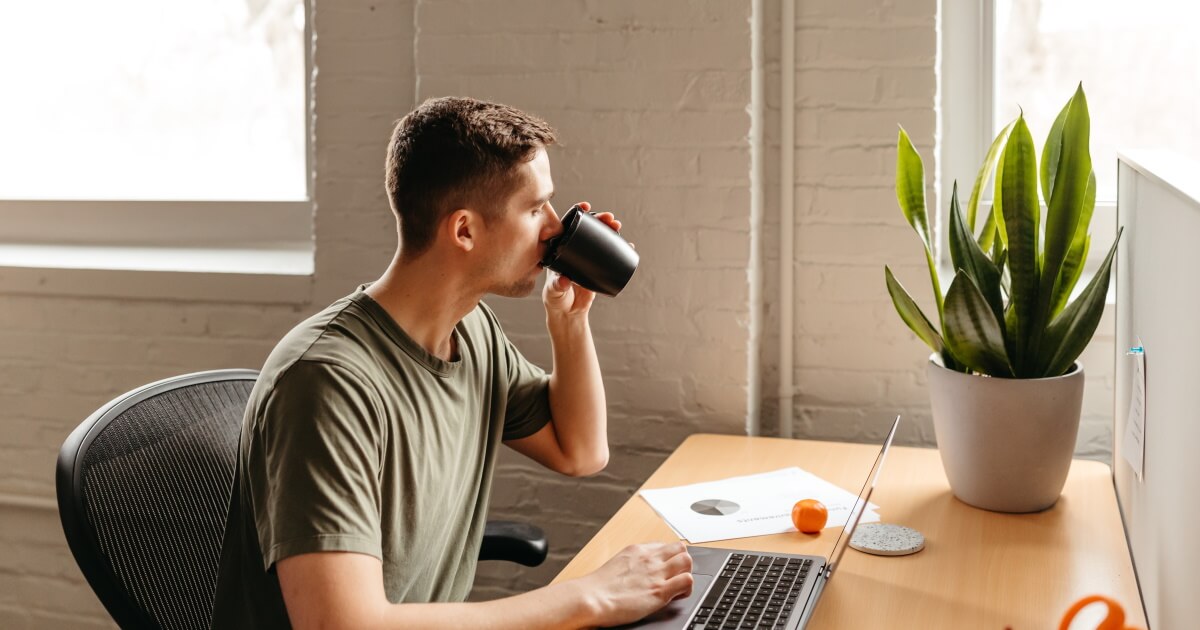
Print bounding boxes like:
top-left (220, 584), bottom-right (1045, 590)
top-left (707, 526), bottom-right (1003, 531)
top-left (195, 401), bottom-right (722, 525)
top-left (638, 467), bottom-right (879, 544)
top-left (1122, 342), bottom-right (1148, 481)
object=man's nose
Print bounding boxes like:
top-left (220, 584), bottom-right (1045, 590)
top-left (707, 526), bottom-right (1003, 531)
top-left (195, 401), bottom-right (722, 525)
top-left (543, 205), bottom-right (564, 239)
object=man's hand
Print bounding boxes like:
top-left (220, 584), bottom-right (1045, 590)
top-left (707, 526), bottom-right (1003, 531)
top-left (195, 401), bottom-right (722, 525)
top-left (574, 542), bottom-right (695, 628)
top-left (542, 201), bottom-right (623, 319)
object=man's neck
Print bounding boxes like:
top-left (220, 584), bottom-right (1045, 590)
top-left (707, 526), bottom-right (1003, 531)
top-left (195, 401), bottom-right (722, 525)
top-left (365, 251), bottom-right (482, 361)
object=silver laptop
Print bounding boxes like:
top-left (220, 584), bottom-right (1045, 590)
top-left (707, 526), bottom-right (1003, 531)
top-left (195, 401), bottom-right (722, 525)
top-left (620, 416), bottom-right (900, 630)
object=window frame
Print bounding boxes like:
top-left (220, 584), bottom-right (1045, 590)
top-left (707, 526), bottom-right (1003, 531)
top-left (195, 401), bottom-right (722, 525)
top-left (0, 1), bottom-right (314, 303)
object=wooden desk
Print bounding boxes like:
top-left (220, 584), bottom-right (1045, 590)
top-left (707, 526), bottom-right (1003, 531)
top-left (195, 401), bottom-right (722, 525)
top-left (554, 434), bottom-right (1146, 629)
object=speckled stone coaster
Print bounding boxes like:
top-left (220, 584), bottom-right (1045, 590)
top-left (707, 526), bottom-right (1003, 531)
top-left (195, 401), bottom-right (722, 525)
top-left (849, 523), bottom-right (925, 556)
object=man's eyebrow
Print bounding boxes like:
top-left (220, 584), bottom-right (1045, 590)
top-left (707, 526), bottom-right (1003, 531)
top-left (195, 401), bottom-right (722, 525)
top-left (533, 191), bottom-right (555, 205)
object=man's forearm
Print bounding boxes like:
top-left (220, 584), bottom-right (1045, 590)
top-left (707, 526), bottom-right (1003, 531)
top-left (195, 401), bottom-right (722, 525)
top-left (281, 544), bottom-right (693, 630)
top-left (546, 313), bottom-right (609, 474)
top-left (362, 580), bottom-right (600, 630)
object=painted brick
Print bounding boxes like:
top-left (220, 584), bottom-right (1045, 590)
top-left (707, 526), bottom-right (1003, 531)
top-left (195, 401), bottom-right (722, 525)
top-left (880, 66), bottom-right (938, 102)
top-left (817, 107), bottom-right (935, 142)
top-left (796, 367), bottom-right (887, 404)
top-left (810, 185), bottom-right (896, 218)
top-left (794, 222), bottom-right (922, 265)
top-left (27, 611), bottom-right (114, 630)
top-left (793, 68), bottom-right (881, 104)
top-left (0, 607), bottom-right (32, 630)
top-left (696, 228), bottom-right (750, 263)
top-left (795, 0), bottom-right (886, 24)
top-left (813, 27), bottom-right (937, 64)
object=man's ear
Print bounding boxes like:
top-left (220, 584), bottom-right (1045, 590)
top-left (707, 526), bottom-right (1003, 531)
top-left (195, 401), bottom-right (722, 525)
top-left (446, 209), bottom-right (477, 252)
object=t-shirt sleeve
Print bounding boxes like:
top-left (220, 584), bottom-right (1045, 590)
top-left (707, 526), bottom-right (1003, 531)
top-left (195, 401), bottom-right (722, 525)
top-left (249, 360), bottom-right (385, 570)
top-left (499, 333), bottom-right (552, 442)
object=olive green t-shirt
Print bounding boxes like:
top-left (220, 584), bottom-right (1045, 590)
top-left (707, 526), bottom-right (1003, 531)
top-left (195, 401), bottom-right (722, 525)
top-left (210, 287), bottom-right (551, 628)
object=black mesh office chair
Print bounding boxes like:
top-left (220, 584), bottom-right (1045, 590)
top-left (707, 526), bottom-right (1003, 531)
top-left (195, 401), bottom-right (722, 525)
top-left (57, 369), bottom-right (547, 630)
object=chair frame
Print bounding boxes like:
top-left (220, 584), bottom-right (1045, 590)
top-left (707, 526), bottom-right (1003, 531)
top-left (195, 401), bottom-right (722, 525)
top-left (56, 369), bottom-right (259, 629)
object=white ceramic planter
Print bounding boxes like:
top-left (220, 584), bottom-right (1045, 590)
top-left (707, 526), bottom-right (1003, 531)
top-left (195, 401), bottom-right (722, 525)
top-left (927, 353), bottom-right (1085, 513)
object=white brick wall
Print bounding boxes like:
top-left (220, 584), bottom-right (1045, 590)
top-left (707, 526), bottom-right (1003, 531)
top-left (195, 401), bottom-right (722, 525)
top-left (0, 0), bottom-right (1118, 624)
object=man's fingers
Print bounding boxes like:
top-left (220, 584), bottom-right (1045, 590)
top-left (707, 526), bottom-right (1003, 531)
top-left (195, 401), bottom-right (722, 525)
top-left (663, 572), bottom-right (695, 601)
top-left (652, 541), bottom-right (687, 561)
top-left (663, 549), bottom-right (693, 575)
top-left (594, 212), bottom-right (621, 232)
top-left (544, 271), bottom-right (570, 294)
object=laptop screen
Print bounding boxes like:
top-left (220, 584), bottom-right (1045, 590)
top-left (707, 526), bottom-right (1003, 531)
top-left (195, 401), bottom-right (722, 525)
top-left (823, 415), bottom-right (900, 580)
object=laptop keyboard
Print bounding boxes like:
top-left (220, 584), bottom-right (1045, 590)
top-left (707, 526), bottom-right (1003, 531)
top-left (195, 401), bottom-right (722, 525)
top-left (687, 553), bottom-right (814, 629)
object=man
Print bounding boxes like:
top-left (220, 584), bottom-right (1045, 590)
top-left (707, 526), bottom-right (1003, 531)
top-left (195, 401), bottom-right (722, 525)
top-left (211, 96), bottom-right (693, 629)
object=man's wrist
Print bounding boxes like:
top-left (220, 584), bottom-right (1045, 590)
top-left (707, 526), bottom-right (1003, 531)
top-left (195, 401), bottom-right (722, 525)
top-left (558, 578), bottom-right (605, 627)
top-left (545, 311), bottom-right (590, 337)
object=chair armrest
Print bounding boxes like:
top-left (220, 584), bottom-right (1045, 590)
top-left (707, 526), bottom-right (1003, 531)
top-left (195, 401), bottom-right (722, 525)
top-left (479, 520), bottom-right (548, 567)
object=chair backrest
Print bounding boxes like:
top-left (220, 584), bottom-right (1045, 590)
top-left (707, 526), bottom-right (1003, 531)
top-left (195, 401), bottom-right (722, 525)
top-left (57, 369), bottom-right (258, 630)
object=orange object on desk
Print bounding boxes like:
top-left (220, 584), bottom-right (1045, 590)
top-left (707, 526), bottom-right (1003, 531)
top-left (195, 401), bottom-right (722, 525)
top-left (1059, 595), bottom-right (1142, 630)
top-left (790, 498), bottom-right (828, 533)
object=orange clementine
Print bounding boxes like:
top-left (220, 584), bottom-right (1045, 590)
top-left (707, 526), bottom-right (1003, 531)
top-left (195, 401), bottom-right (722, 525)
top-left (791, 499), bottom-right (828, 534)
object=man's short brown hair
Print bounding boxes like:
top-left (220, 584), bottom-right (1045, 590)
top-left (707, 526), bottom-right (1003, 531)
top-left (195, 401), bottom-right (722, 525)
top-left (384, 97), bottom-right (557, 257)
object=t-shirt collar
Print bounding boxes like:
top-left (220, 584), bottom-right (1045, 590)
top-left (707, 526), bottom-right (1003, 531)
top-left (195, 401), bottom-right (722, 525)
top-left (351, 284), bottom-right (464, 377)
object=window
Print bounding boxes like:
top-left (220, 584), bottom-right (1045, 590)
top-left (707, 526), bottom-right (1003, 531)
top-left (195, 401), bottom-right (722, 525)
top-left (941, 0), bottom-right (1199, 267)
top-left (0, 0), bottom-right (310, 250)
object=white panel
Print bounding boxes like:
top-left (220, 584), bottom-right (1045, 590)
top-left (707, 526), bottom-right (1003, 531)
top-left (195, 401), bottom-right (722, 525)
top-left (1114, 152), bottom-right (1200, 629)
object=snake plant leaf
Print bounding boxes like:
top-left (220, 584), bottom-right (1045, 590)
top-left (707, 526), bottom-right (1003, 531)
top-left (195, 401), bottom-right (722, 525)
top-left (997, 114), bottom-right (1040, 375)
top-left (895, 127), bottom-right (943, 319)
top-left (978, 208), bottom-right (998, 252)
top-left (995, 248), bottom-right (1010, 298)
top-left (1041, 96), bottom-right (1071, 202)
top-left (990, 142), bottom-right (1010, 250)
top-left (1037, 228), bottom-right (1122, 377)
top-left (1049, 170), bottom-right (1097, 318)
top-left (1037, 85), bottom-right (1092, 358)
top-left (943, 271), bottom-right (1014, 377)
top-left (1050, 234), bottom-right (1091, 318)
top-left (968, 120), bottom-right (1016, 234)
top-left (1004, 300), bottom-right (1019, 365)
top-left (885, 265), bottom-right (946, 356)
top-left (948, 181), bottom-right (1004, 327)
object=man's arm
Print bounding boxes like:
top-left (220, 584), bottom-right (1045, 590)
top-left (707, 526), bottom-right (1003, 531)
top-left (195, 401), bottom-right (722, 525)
top-left (277, 542), bottom-right (693, 630)
top-left (506, 293), bottom-right (608, 476)
top-left (507, 211), bottom-right (623, 477)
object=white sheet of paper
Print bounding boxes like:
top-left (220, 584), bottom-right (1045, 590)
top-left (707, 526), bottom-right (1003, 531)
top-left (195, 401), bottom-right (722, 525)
top-left (639, 467), bottom-right (880, 544)
top-left (1122, 347), bottom-right (1148, 481)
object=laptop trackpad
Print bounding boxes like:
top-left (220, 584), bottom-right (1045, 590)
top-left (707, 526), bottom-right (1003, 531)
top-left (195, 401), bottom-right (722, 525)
top-left (614, 573), bottom-right (714, 629)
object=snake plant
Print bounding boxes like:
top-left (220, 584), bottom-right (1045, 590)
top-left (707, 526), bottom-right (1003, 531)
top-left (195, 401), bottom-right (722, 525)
top-left (885, 84), bottom-right (1121, 378)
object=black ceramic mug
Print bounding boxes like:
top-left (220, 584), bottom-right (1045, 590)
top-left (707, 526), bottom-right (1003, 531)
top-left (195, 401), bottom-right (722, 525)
top-left (540, 204), bottom-right (639, 297)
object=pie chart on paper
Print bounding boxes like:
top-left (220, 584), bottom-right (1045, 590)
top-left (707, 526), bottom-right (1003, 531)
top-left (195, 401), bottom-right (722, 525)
top-left (690, 499), bottom-right (740, 516)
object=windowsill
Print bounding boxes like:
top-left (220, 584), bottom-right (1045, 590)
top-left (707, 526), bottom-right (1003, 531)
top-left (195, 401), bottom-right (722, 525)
top-left (0, 242), bottom-right (314, 304)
